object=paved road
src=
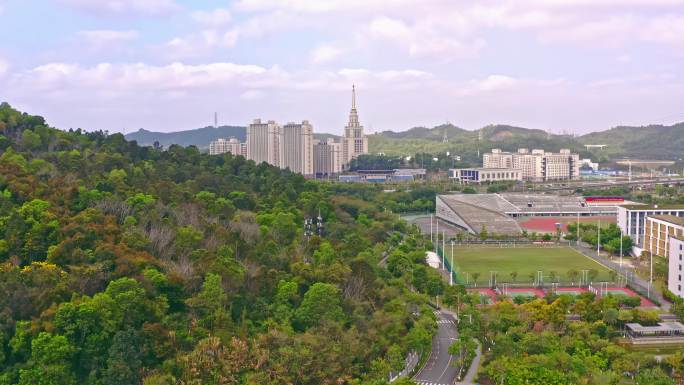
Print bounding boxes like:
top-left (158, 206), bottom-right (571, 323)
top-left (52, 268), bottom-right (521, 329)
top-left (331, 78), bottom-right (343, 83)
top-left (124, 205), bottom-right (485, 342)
top-left (413, 310), bottom-right (459, 385)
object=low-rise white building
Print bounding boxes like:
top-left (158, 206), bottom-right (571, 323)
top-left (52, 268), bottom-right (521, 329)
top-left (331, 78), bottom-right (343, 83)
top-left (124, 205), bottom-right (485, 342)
top-left (449, 168), bottom-right (522, 184)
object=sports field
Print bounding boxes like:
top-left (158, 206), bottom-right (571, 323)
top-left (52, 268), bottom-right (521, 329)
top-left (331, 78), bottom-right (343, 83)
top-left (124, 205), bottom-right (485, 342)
top-left (450, 246), bottom-right (613, 285)
top-left (518, 215), bottom-right (616, 233)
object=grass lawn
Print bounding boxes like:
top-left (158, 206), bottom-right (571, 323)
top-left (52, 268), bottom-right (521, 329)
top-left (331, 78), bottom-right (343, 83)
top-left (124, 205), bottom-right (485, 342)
top-left (450, 246), bottom-right (613, 285)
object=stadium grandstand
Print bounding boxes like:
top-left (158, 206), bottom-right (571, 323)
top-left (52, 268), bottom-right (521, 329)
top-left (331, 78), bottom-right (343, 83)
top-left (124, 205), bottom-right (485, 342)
top-left (436, 193), bottom-right (632, 236)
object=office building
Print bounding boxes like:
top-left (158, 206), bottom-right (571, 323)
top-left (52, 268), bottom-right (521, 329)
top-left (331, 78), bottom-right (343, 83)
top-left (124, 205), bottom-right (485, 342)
top-left (247, 119), bottom-right (282, 167)
top-left (617, 204), bottom-right (684, 252)
top-left (209, 137), bottom-right (242, 156)
top-left (669, 236), bottom-right (684, 299)
top-left (483, 148), bottom-right (579, 182)
top-left (342, 85), bottom-right (368, 168)
top-left (449, 168), bottom-right (522, 184)
top-left (644, 215), bottom-right (684, 257)
top-left (313, 139), bottom-right (342, 176)
top-left (281, 121), bottom-right (314, 176)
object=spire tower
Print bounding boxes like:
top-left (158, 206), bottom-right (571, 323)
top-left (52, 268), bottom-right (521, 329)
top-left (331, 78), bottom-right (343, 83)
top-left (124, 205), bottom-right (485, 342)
top-left (342, 84), bottom-right (368, 168)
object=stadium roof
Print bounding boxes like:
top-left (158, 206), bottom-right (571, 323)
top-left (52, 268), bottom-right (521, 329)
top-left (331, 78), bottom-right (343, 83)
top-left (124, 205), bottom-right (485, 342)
top-left (437, 195), bottom-right (522, 235)
top-left (436, 193), bottom-right (622, 236)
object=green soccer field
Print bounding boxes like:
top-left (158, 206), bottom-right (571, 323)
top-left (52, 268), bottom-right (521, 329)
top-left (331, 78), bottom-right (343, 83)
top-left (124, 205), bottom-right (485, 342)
top-left (449, 246), bottom-right (613, 285)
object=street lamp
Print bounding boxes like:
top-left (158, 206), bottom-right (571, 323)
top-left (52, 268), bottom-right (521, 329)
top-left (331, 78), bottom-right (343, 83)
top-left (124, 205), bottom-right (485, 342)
top-left (450, 240), bottom-right (455, 286)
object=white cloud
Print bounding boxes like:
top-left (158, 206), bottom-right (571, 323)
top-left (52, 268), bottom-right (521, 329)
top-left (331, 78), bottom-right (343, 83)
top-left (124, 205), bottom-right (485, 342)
top-left (79, 30), bottom-right (139, 47)
top-left (192, 8), bottom-right (232, 27)
top-left (310, 44), bottom-right (342, 64)
top-left (0, 59), bottom-right (9, 77)
top-left (165, 29), bottom-right (239, 58)
top-left (367, 16), bottom-right (484, 59)
top-left (56, 0), bottom-right (179, 16)
top-left (641, 15), bottom-right (684, 49)
top-left (473, 75), bottom-right (518, 92)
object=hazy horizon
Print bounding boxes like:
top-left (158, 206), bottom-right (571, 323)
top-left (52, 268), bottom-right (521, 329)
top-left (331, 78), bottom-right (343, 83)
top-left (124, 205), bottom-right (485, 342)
top-left (1, 0), bottom-right (683, 135)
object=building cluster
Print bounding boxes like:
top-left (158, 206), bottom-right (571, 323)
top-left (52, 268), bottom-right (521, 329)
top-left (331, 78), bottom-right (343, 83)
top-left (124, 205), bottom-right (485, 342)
top-left (208, 86), bottom-right (368, 177)
top-left (450, 148), bottom-right (580, 183)
top-left (617, 204), bottom-right (684, 299)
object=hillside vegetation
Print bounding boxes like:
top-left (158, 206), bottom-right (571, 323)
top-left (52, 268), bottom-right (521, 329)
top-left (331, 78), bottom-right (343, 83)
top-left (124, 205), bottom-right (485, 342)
top-left (0, 102), bottom-right (443, 385)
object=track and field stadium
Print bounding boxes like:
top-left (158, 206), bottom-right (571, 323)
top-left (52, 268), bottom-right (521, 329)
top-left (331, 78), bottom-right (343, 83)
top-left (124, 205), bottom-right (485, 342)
top-left (436, 194), bottom-right (628, 236)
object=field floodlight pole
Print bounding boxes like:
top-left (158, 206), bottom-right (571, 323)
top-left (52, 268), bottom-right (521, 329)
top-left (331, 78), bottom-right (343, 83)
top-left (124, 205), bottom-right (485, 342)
top-left (435, 219), bottom-right (439, 253)
top-left (442, 231), bottom-right (446, 271)
top-left (649, 251), bottom-right (653, 298)
top-left (450, 240), bottom-right (455, 286)
top-left (577, 212), bottom-right (580, 246)
top-left (597, 220), bottom-right (601, 257)
top-left (619, 229), bottom-right (623, 269)
top-left (430, 214), bottom-right (433, 245)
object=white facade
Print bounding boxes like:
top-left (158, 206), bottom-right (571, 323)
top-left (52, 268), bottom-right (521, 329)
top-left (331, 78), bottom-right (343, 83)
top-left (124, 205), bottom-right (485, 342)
top-left (483, 148), bottom-right (579, 182)
top-left (281, 121), bottom-right (314, 176)
top-left (669, 237), bottom-right (684, 299)
top-left (313, 139), bottom-right (343, 176)
top-left (617, 205), bottom-right (684, 249)
top-left (342, 85), bottom-right (368, 168)
top-left (449, 168), bottom-right (522, 183)
top-left (209, 137), bottom-right (242, 156)
top-left (247, 119), bottom-right (282, 167)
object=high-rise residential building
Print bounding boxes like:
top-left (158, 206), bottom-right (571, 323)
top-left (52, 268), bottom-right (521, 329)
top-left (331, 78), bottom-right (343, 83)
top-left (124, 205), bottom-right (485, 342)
top-left (342, 85), bottom-right (368, 168)
top-left (313, 139), bottom-right (343, 176)
top-left (483, 148), bottom-right (579, 182)
top-left (247, 119), bottom-right (282, 167)
top-left (209, 137), bottom-right (242, 156)
top-left (281, 121), bottom-right (314, 176)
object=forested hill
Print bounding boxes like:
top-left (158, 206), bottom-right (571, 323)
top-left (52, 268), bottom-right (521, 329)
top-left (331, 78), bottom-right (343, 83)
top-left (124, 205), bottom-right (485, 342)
top-left (125, 126), bottom-right (340, 149)
top-left (125, 126), bottom-right (247, 149)
top-left (0, 102), bottom-right (446, 385)
top-left (578, 122), bottom-right (684, 159)
top-left (369, 122), bottom-right (684, 160)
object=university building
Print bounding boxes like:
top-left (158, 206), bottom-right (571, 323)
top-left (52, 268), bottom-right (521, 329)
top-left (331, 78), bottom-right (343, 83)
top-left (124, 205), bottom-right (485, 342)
top-left (449, 168), bottom-right (522, 183)
top-left (617, 204), bottom-right (684, 252)
top-left (483, 148), bottom-right (579, 182)
top-left (643, 215), bottom-right (684, 257)
top-left (341, 85), bottom-right (368, 168)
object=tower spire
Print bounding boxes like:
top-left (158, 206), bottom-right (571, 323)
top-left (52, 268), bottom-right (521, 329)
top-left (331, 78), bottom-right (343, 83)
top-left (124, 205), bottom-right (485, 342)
top-left (351, 84), bottom-right (356, 110)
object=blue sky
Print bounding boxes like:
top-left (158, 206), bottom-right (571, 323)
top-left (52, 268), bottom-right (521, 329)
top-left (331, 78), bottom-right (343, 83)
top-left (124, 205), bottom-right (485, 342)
top-left (0, 0), bottom-right (683, 135)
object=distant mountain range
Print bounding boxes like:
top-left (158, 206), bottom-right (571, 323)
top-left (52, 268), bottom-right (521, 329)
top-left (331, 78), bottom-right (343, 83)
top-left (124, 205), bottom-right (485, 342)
top-left (125, 126), bottom-right (339, 150)
top-left (125, 122), bottom-right (684, 161)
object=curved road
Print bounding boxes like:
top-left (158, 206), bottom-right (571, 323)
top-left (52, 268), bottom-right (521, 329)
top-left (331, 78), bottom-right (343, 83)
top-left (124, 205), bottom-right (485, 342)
top-left (413, 310), bottom-right (459, 385)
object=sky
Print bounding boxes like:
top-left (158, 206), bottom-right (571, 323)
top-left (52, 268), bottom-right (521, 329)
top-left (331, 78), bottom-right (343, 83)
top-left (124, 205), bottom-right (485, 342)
top-left (0, 0), bottom-right (683, 135)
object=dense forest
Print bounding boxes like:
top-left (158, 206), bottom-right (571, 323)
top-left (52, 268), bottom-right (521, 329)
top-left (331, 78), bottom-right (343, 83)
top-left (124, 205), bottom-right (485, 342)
top-left (0, 102), bottom-right (446, 385)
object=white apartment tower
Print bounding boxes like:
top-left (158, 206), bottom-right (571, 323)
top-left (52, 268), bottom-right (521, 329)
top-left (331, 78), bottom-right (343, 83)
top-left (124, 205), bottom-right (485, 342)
top-left (209, 137), bottom-right (242, 156)
top-left (247, 119), bottom-right (282, 167)
top-left (313, 139), bottom-right (343, 176)
top-left (342, 85), bottom-right (368, 168)
top-left (281, 121), bottom-right (314, 176)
